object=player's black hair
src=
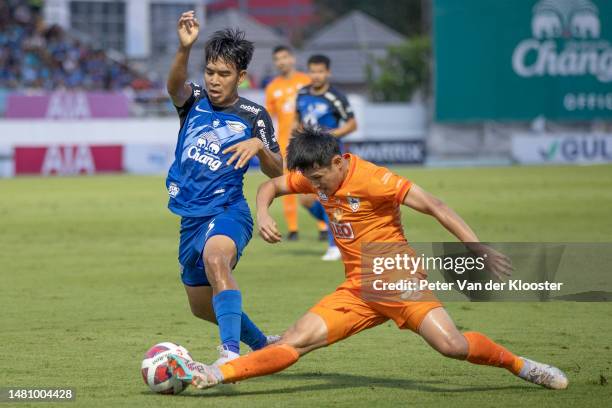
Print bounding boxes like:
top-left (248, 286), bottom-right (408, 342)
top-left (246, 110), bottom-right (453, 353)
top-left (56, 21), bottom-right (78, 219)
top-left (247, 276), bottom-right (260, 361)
top-left (307, 54), bottom-right (331, 69)
top-left (273, 45), bottom-right (293, 55)
top-left (205, 28), bottom-right (253, 71)
top-left (287, 126), bottom-right (341, 171)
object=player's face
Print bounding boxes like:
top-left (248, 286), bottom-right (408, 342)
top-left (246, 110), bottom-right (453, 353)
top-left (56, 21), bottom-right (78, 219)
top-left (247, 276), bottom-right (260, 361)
top-left (302, 156), bottom-right (344, 196)
top-left (273, 50), bottom-right (295, 76)
top-left (308, 63), bottom-right (330, 89)
top-left (204, 59), bottom-right (246, 106)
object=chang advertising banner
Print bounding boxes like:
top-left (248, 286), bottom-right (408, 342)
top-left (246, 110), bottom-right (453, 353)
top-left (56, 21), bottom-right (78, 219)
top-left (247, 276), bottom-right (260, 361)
top-left (435, 0), bottom-right (612, 122)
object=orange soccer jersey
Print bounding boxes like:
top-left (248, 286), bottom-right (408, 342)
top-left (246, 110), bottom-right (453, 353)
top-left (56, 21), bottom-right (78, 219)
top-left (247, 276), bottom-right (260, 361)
top-left (286, 154), bottom-right (412, 288)
top-left (265, 72), bottom-right (311, 154)
top-left (286, 154), bottom-right (442, 340)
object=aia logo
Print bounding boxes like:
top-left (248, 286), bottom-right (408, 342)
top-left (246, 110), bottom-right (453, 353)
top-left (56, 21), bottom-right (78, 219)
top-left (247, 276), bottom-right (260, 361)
top-left (330, 222), bottom-right (354, 240)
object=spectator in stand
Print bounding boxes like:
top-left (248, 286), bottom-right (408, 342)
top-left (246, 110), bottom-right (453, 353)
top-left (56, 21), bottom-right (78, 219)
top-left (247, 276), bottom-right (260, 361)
top-left (0, 1), bottom-right (152, 91)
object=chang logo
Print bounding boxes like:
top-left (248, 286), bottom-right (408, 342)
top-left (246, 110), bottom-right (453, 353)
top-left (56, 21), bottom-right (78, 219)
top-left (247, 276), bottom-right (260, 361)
top-left (187, 146), bottom-right (222, 171)
top-left (531, 0), bottom-right (599, 39)
top-left (187, 131), bottom-right (222, 171)
top-left (303, 103), bottom-right (329, 126)
top-left (512, 0), bottom-right (611, 82)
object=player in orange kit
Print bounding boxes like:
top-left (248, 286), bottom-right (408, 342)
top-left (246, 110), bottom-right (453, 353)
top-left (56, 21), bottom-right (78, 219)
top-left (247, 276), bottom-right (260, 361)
top-left (168, 127), bottom-right (569, 391)
top-left (264, 46), bottom-right (313, 241)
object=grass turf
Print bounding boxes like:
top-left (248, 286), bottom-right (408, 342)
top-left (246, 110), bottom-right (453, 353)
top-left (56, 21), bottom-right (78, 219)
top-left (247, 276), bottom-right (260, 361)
top-left (1, 164), bottom-right (611, 407)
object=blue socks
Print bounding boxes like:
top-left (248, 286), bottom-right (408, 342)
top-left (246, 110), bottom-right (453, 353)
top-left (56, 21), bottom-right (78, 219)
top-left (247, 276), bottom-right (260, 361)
top-left (307, 200), bottom-right (327, 222)
top-left (212, 290), bottom-right (268, 353)
top-left (212, 290), bottom-right (242, 354)
top-left (307, 200), bottom-right (337, 248)
top-left (241, 312), bottom-right (267, 351)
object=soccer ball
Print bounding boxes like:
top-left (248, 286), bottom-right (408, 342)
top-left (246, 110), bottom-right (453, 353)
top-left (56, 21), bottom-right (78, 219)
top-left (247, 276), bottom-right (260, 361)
top-left (141, 342), bottom-right (192, 394)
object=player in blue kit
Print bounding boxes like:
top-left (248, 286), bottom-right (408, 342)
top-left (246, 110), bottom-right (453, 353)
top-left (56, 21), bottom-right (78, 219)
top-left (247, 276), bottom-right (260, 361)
top-left (165, 10), bottom-right (283, 364)
top-left (295, 54), bottom-right (357, 261)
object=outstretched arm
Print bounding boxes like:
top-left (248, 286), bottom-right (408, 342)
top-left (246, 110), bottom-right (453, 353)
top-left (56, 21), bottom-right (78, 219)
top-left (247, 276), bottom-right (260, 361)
top-left (402, 184), bottom-right (512, 278)
top-left (256, 177), bottom-right (292, 243)
top-left (167, 10), bottom-right (199, 107)
top-left (402, 184), bottom-right (479, 242)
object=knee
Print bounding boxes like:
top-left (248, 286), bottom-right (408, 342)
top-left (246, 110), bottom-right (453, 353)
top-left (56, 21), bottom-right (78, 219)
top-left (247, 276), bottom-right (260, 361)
top-left (278, 330), bottom-right (306, 349)
top-left (203, 253), bottom-right (231, 279)
top-left (435, 334), bottom-right (469, 359)
top-left (278, 327), bottom-right (315, 351)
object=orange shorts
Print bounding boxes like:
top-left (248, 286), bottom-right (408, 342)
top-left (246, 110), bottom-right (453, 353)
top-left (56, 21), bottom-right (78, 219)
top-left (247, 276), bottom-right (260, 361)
top-left (309, 288), bottom-right (443, 345)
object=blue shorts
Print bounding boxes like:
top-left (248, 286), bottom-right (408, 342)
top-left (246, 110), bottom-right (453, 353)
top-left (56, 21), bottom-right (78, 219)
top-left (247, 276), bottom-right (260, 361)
top-left (178, 203), bottom-right (253, 287)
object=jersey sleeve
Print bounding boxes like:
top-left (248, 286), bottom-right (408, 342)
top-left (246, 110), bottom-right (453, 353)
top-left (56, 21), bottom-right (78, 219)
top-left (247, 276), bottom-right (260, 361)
top-left (264, 83), bottom-right (277, 118)
top-left (332, 91), bottom-right (355, 121)
top-left (254, 109), bottom-right (280, 153)
top-left (285, 171), bottom-right (316, 194)
top-left (175, 82), bottom-right (202, 127)
top-left (368, 166), bottom-right (412, 205)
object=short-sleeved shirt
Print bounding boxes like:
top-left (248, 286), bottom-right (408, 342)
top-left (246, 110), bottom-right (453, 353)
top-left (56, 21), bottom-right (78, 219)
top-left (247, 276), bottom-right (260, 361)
top-left (286, 154), bottom-right (412, 289)
top-left (264, 72), bottom-right (310, 150)
top-left (295, 84), bottom-right (354, 130)
top-left (166, 83), bottom-right (280, 218)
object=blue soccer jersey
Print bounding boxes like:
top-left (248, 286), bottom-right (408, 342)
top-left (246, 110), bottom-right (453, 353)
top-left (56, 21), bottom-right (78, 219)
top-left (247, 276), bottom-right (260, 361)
top-left (166, 83), bottom-right (279, 217)
top-left (295, 84), bottom-right (354, 130)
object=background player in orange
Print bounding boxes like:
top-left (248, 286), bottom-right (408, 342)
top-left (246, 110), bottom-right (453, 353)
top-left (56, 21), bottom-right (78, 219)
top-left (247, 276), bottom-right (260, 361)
top-left (264, 46), bottom-right (311, 241)
top-left (168, 127), bottom-right (568, 391)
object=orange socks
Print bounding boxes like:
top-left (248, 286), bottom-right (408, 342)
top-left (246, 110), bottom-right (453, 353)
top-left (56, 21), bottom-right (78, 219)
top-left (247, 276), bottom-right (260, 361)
top-left (463, 332), bottom-right (524, 375)
top-left (217, 333), bottom-right (523, 384)
top-left (218, 344), bottom-right (300, 383)
top-left (282, 194), bottom-right (299, 233)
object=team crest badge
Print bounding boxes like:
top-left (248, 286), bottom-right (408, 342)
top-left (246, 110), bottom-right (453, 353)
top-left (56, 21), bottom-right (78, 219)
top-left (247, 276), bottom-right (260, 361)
top-left (347, 196), bottom-right (360, 212)
top-left (332, 208), bottom-right (344, 222)
top-left (226, 120), bottom-right (247, 133)
top-left (318, 191), bottom-right (328, 201)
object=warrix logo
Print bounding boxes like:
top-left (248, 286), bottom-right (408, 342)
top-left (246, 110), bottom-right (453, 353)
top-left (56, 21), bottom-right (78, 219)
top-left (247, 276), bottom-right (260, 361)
top-left (512, 0), bottom-right (611, 82)
top-left (240, 104), bottom-right (261, 114)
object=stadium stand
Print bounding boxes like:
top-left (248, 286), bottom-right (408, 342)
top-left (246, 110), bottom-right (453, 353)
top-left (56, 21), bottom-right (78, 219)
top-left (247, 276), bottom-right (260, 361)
top-left (0, 0), bottom-right (153, 91)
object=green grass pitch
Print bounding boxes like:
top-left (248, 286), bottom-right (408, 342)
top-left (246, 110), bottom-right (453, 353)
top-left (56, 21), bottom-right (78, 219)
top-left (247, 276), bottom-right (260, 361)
top-left (1, 165), bottom-right (611, 407)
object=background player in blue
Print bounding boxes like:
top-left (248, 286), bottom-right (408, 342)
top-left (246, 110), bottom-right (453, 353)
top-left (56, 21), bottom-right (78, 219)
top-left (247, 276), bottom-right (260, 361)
top-left (295, 54), bottom-right (357, 261)
top-left (166, 10), bottom-right (283, 364)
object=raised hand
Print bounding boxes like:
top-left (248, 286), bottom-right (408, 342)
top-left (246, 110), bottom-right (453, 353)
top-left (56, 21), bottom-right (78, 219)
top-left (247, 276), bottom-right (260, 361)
top-left (472, 244), bottom-right (514, 281)
top-left (177, 10), bottom-right (199, 48)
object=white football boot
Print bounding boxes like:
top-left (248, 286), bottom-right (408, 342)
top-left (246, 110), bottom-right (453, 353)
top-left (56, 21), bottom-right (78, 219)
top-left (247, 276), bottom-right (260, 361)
top-left (212, 345), bottom-right (240, 367)
top-left (517, 357), bottom-right (569, 389)
top-left (322, 246), bottom-right (341, 261)
top-left (265, 334), bottom-right (281, 346)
